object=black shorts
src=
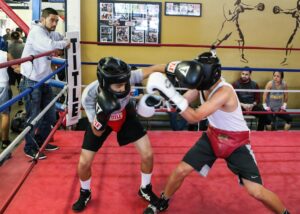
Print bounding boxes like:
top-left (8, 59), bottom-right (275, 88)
top-left (183, 132), bottom-right (262, 185)
top-left (82, 107), bottom-right (147, 152)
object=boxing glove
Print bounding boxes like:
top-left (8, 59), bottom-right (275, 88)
top-left (273, 6), bottom-right (281, 14)
top-left (165, 61), bottom-right (181, 87)
top-left (137, 94), bottom-right (163, 118)
top-left (147, 72), bottom-right (188, 112)
top-left (165, 60), bottom-right (203, 90)
top-left (256, 3), bottom-right (265, 11)
top-left (93, 90), bottom-right (121, 131)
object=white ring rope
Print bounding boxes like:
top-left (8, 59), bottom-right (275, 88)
top-left (0, 85), bottom-right (68, 163)
top-left (81, 85), bottom-right (300, 93)
top-left (132, 86), bottom-right (300, 93)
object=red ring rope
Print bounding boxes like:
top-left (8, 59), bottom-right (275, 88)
top-left (0, 111), bottom-right (67, 213)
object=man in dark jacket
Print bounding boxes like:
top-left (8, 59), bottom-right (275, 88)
top-left (232, 67), bottom-right (272, 130)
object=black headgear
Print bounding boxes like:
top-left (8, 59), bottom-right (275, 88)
top-left (195, 52), bottom-right (221, 90)
top-left (97, 57), bottom-right (131, 98)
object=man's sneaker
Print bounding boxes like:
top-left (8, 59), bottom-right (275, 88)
top-left (25, 149), bottom-right (47, 160)
top-left (138, 184), bottom-right (159, 204)
top-left (45, 143), bottom-right (59, 151)
top-left (143, 193), bottom-right (169, 214)
top-left (72, 188), bottom-right (91, 212)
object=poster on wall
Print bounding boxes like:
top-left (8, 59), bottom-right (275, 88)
top-left (98, 1), bottom-right (162, 45)
top-left (165, 2), bottom-right (201, 17)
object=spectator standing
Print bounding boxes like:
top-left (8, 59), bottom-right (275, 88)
top-left (19, 8), bottom-right (69, 159)
top-left (3, 28), bottom-right (11, 43)
top-left (15, 27), bottom-right (27, 43)
top-left (8, 31), bottom-right (24, 105)
top-left (0, 50), bottom-right (12, 150)
top-left (232, 67), bottom-right (272, 130)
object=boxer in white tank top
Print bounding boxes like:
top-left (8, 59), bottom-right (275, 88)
top-left (143, 51), bottom-right (289, 214)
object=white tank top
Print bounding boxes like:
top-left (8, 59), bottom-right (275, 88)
top-left (200, 81), bottom-right (249, 131)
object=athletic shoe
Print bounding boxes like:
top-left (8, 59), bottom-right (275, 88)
top-left (143, 193), bottom-right (169, 214)
top-left (25, 149), bottom-right (47, 160)
top-left (138, 183), bottom-right (159, 204)
top-left (44, 143), bottom-right (59, 151)
top-left (72, 188), bottom-right (91, 212)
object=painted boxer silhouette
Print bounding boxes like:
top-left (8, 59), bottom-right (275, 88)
top-left (212, 0), bottom-right (265, 63)
top-left (273, 0), bottom-right (300, 65)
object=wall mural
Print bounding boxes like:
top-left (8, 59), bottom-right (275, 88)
top-left (212, 0), bottom-right (265, 64)
top-left (273, 1), bottom-right (300, 66)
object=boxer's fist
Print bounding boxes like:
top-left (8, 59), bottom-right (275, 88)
top-left (256, 3), bottom-right (265, 11)
top-left (273, 6), bottom-right (281, 14)
top-left (165, 60), bottom-right (203, 89)
top-left (147, 72), bottom-right (188, 112)
top-left (137, 94), bottom-right (163, 118)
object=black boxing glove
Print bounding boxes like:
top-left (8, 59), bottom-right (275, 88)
top-left (93, 90), bottom-right (121, 131)
top-left (256, 3), bottom-right (265, 11)
top-left (165, 61), bottom-right (181, 87)
top-left (273, 6), bottom-right (281, 14)
top-left (165, 60), bottom-right (203, 90)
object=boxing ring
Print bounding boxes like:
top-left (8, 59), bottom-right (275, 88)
top-left (1, 42), bottom-right (300, 214)
top-left (0, 131), bottom-right (299, 214)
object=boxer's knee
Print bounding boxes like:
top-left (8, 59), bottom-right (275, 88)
top-left (173, 162), bottom-right (193, 179)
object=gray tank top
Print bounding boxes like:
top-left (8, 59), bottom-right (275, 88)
top-left (267, 80), bottom-right (285, 112)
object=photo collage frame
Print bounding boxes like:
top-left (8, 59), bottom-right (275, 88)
top-left (165, 2), bottom-right (201, 17)
top-left (98, 1), bottom-right (162, 45)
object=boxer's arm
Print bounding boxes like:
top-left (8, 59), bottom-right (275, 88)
top-left (183, 89), bottom-right (199, 104)
top-left (141, 64), bottom-right (166, 79)
top-left (147, 72), bottom-right (188, 112)
top-left (181, 86), bottom-right (230, 124)
top-left (282, 8), bottom-right (297, 15)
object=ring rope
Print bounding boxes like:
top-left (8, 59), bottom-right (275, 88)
top-left (0, 85), bottom-right (68, 162)
top-left (0, 110), bottom-right (67, 214)
top-left (81, 62), bottom-right (300, 73)
top-left (132, 86), bottom-right (300, 93)
top-left (0, 63), bottom-right (67, 112)
top-left (80, 41), bottom-right (300, 51)
top-left (154, 108), bottom-right (300, 115)
top-left (0, 50), bottom-right (58, 69)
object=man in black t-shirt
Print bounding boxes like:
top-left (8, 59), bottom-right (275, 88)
top-left (232, 67), bottom-right (272, 130)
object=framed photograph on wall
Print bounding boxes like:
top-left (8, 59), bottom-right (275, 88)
top-left (98, 1), bottom-right (162, 45)
top-left (165, 2), bottom-right (201, 17)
